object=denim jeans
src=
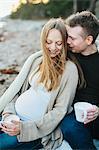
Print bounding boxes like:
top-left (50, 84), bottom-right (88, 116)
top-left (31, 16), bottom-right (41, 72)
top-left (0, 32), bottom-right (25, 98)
top-left (0, 116), bottom-right (43, 150)
top-left (0, 131), bottom-right (43, 150)
top-left (60, 111), bottom-right (99, 150)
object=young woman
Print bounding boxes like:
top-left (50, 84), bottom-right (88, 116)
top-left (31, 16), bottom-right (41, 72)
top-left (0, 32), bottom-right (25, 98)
top-left (0, 18), bottom-right (78, 150)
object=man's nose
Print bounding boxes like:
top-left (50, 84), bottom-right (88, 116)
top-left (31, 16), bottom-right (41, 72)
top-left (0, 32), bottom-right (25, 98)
top-left (67, 38), bottom-right (70, 44)
top-left (67, 37), bottom-right (71, 44)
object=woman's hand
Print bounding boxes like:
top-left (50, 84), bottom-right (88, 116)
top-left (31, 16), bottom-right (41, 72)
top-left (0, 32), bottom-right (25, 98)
top-left (84, 105), bottom-right (99, 124)
top-left (1, 120), bottom-right (20, 136)
top-left (2, 113), bottom-right (11, 121)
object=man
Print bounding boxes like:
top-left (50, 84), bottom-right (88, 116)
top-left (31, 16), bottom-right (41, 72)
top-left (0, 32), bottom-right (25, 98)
top-left (60, 11), bottom-right (99, 150)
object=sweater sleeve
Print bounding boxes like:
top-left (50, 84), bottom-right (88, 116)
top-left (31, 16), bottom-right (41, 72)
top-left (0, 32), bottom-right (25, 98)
top-left (2, 93), bottom-right (19, 116)
top-left (0, 51), bottom-right (42, 114)
top-left (17, 61), bottom-right (78, 142)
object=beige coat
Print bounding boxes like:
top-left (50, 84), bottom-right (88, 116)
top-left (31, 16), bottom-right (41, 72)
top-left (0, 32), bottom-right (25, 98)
top-left (1, 51), bottom-right (78, 149)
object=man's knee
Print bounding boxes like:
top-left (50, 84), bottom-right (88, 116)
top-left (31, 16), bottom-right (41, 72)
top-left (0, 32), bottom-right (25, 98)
top-left (60, 112), bottom-right (78, 137)
top-left (60, 112), bottom-right (89, 140)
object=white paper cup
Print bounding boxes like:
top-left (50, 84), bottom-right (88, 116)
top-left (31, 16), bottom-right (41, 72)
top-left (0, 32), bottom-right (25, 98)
top-left (4, 115), bottom-right (20, 125)
top-left (74, 102), bottom-right (93, 123)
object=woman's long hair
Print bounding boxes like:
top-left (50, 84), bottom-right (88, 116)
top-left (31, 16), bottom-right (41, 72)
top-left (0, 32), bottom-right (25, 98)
top-left (38, 18), bottom-right (68, 91)
top-left (67, 51), bottom-right (86, 89)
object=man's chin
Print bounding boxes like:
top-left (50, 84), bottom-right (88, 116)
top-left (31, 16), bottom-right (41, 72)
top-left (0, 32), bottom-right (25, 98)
top-left (70, 49), bottom-right (77, 53)
top-left (69, 48), bottom-right (80, 53)
top-left (68, 46), bottom-right (79, 53)
top-left (68, 46), bottom-right (76, 52)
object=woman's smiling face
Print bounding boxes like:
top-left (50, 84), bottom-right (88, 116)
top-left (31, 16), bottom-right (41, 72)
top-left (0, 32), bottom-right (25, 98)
top-left (46, 28), bottom-right (63, 58)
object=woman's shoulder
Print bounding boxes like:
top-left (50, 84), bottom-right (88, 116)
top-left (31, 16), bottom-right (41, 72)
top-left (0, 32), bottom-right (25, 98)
top-left (66, 60), bottom-right (78, 72)
top-left (23, 50), bottom-right (42, 66)
top-left (28, 50), bottom-right (42, 60)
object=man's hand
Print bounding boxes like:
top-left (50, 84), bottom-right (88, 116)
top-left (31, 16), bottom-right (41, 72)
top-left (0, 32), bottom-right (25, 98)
top-left (84, 105), bottom-right (99, 124)
top-left (1, 120), bottom-right (20, 136)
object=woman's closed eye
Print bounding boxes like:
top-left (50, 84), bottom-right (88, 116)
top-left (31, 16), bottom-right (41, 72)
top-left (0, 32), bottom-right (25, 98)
top-left (56, 41), bottom-right (62, 46)
top-left (46, 40), bottom-right (62, 46)
top-left (46, 40), bottom-right (52, 44)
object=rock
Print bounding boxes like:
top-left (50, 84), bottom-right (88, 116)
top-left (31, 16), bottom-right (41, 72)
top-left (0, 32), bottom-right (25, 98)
top-left (0, 79), bottom-right (5, 84)
top-left (0, 68), bottom-right (19, 74)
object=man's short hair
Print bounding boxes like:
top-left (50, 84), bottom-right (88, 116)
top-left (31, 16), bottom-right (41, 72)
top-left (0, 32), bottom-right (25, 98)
top-left (65, 11), bottom-right (99, 43)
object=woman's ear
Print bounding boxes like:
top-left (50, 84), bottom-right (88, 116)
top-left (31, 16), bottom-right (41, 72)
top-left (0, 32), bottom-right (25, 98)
top-left (85, 35), bottom-right (93, 45)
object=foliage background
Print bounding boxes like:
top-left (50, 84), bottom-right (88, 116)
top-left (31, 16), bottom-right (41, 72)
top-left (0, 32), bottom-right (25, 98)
top-left (10, 0), bottom-right (99, 19)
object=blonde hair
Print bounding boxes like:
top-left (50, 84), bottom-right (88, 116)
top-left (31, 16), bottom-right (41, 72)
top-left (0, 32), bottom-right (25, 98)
top-left (31, 18), bottom-right (68, 91)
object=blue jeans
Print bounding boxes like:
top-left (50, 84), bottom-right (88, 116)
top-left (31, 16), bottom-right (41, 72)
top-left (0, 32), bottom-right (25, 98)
top-left (0, 131), bottom-right (43, 150)
top-left (60, 111), bottom-right (98, 150)
top-left (0, 132), bottom-right (42, 150)
top-left (0, 116), bottom-right (43, 150)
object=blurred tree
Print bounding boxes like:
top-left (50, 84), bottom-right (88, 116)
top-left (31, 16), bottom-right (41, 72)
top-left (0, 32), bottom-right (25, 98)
top-left (89, 0), bottom-right (98, 14)
top-left (73, 0), bottom-right (98, 14)
top-left (20, 0), bottom-right (49, 4)
top-left (11, 0), bottom-right (73, 19)
top-left (44, 0), bottom-right (73, 18)
top-left (11, 0), bottom-right (99, 19)
top-left (73, 0), bottom-right (77, 13)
